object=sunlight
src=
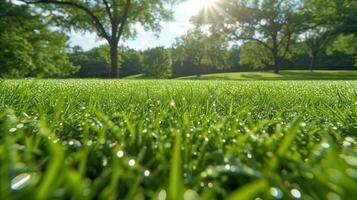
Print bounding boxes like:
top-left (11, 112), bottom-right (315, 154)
top-left (189, 0), bottom-right (217, 14)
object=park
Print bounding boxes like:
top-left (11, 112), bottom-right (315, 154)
top-left (1, 0), bottom-right (356, 199)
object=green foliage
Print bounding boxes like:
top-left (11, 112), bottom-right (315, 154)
top-left (195, 0), bottom-right (309, 72)
top-left (328, 34), bottom-right (357, 66)
top-left (22, 0), bottom-right (180, 77)
top-left (0, 1), bottom-right (78, 78)
top-left (142, 47), bottom-right (172, 78)
top-left (69, 46), bottom-right (111, 78)
top-left (239, 41), bottom-right (273, 69)
top-left (0, 32), bottom-right (34, 78)
top-left (172, 29), bottom-right (229, 77)
top-left (0, 80), bottom-right (356, 199)
top-left (120, 49), bottom-right (143, 77)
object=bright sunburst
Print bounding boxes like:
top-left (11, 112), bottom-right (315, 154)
top-left (190, 0), bottom-right (217, 14)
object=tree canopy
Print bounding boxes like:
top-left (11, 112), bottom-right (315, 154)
top-left (21, 0), bottom-right (179, 77)
top-left (0, 1), bottom-right (78, 78)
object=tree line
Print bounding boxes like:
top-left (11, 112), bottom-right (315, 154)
top-left (0, 0), bottom-right (356, 78)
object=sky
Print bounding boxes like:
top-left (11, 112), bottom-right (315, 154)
top-left (69, 0), bottom-right (214, 51)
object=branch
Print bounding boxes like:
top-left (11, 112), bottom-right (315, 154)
top-left (116, 0), bottom-right (131, 40)
top-left (102, 0), bottom-right (113, 22)
top-left (232, 32), bottom-right (272, 51)
top-left (21, 0), bottom-right (110, 41)
top-left (279, 31), bottom-right (292, 63)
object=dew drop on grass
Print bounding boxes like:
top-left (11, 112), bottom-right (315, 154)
top-left (16, 123), bottom-right (24, 129)
top-left (86, 140), bottom-right (93, 146)
top-left (208, 182), bottom-right (213, 188)
top-left (345, 137), bottom-right (354, 143)
top-left (128, 159), bottom-right (135, 167)
top-left (321, 142), bottom-right (330, 149)
top-left (9, 128), bottom-right (17, 133)
top-left (102, 157), bottom-right (108, 167)
top-left (170, 100), bottom-right (175, 107)
top-left (290, 188), bottom-right (301, 199)
top-left (144, 170), bottom-right (150, 177)
top-left (158, 189), bottom-right (167, 200)
top-left (225, 164), bottom-right (231, 170)
top-left (342, 155), bottom-right (357, 167)
top-left (151, 132), bottom-right (158, 139)
top-left (165, 143), bottom-right (171, 149)
top-left (116, 150), bottom-right (124, 158)
top-left (343, 141), bottom-right (351, 147)
top-left (184, 189), bottom-right (199, 200)
top-left (326, 192), bottom-right (341, 200)
top-left (346, 168), bottom-right (357, 179)
top-left (300, 122), bottom-right (307, 127)
top-left (270, 187), bottom-right (283, 199)
top-left (11, 173), bottom-right (31, 190)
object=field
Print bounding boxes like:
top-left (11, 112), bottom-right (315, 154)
top-left (178, 70), bottom-right (357, 80)
top-left (1, 79), bottom-right (357, 200)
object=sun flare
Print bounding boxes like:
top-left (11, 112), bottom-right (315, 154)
top-left (190, 0), bottom-right (217, 14)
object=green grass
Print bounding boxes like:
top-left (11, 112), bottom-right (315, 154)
top-left (0, 79), bottom-right (357, 199)
top-left (179, 70), bottom-right (357, 80)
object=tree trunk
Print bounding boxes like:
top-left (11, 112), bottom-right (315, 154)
top-left (309, 53), bottom-right (316, 72)
top-left (273, 51), bottom-right (280, 74)
top-left (110, 42), bottom-right (119, 78)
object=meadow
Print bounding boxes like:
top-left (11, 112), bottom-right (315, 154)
top-left (0, 79), bottom-right (356, 200)
top-left (178, 70), bottom-right (357, 81)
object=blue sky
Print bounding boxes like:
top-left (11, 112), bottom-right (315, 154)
top-left (69, 0), bottom-right (211, 50)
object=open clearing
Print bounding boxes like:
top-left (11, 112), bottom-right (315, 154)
top-left (178, 70), bottom-right (357, 80)
top-left (1, 80), bottom-right (356, 199)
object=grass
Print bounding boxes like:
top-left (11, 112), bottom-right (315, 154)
top-left (0, 79), bottom-right (357, 199)
top-left (178, 70), bottom-right (357, 80)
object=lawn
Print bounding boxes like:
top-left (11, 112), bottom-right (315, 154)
top-left (0, 79), bottom-right (356, 199)
top-left (178, 70), bottom-right (357, 80)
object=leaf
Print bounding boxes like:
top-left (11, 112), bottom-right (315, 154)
top-left (169, 134), bottom-right (184, 200)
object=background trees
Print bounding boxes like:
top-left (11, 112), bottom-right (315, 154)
top-left (0, 0), bottom-right (356, 79)
top-left (21, 0), bottom-right (177, 78)
top-left (0, 1), bottom-right (78, 78)
top-left (172, 29), bottom-right (229, 77)
top-left (142, 47), bottom-right (172, 78)
top-left (194, 0), bottom-right (309, 73)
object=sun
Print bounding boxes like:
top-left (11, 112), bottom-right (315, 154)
top-left (190, 0), bottom-right (217, 14)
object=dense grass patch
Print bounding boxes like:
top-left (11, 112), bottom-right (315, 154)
top-left (0, 79), bottom-right (356, 199)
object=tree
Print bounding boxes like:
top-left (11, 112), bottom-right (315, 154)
top-left (297, 0), bottom-right (338, 71)
top-left (228, 45), bottom-right (241, 71)
top-left (69, 46), bottom-right (111, 78)
top-left (21, 0), bottom-right (177, 78)
top-left (328, 34), bottom-right (357, 66)
top-left (0, 1), bottom-right (78, 78)
top-left (172, 29), bottom-right (229, 77)
top-left (239, 41), bottom-right (273, 69)
top-left (194, 0), bottom-right (308, 73)
top-left (321, 0), bottom-right (357, 35)
top-left (142, 47), bottom-right (171, 78)
top-left (120, 48), bottom-right (143, 78)
top-left (301, 28), bottom-right (334, 71)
